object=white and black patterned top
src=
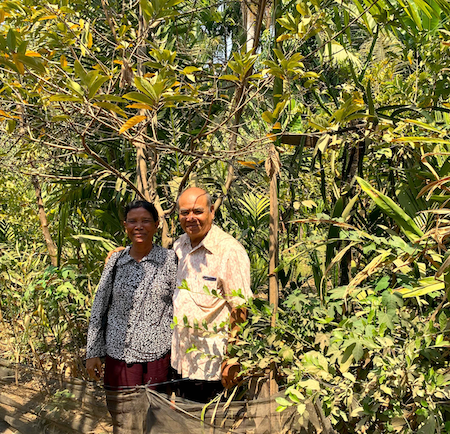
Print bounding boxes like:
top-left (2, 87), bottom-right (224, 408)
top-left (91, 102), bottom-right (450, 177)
top-left (86, 245), bottom-right (177, 364)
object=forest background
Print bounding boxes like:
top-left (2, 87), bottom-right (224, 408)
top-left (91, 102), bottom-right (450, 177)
top-left (2, 0), bottom-right (450, 431)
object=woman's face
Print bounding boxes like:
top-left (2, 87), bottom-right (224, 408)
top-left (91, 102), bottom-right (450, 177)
top-left (124, 207), bottom-right (159, 246)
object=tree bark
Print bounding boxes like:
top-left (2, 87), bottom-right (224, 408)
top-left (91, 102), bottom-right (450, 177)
top-left (134, 10), bottom-right (172, 247)
top-left (269, 173), bottom-right (279, 397)
top-left (214, 0), bottom-right (268, 211)
top-left (31, 175), bottom-right (58, 266)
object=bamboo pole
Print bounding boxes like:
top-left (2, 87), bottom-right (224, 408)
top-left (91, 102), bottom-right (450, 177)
top-left (266, 141), bottom-right (280, 398)
top-left (269, 172), bottom-right (279, 397)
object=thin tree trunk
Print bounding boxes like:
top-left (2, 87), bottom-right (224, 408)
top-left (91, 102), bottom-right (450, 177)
top-left (31, 175), bottom-right (58, 266)
top-left (214, 0), bottom-right (267, 211)
top-left (245, 2), bottom-right (259, 52)
top-left (269, 173), bottom-right (279, 397)
top-left (134, 11), bottom-right (172, 247)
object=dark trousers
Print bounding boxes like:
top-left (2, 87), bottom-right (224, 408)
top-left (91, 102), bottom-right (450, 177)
top-left (172, 370), bottom-right (223, 403)
top-left (104, 352), bottom-right (170, 390)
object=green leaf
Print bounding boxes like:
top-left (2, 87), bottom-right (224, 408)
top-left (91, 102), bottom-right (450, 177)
top-left (219, 74), bottom-right (240, 82)
top-left (262, 111), bottom-right (274, 124)
top-left (439, 311), bottom-right (447, 331)
top-left (7, 29), bottom-right (16, 51)
top-left (135, 76), bottom-right (158, 100)
top-left (183, 66), bottom-right (201, 74)
top-left (74, 60), bottom-right (87, 83)
top-left (297, 379), bottom-right (321, 390)
top-left (375, 276), bottom-right (390, 292)
top-left (393, 137), bottom-right (450, 145)
top-left (417, 414), bottom-right (436, 434)
top-left (382, 290), bottom-right (403, 310)
top-left (163, 95), bottom-right (197, 103)
top-left (357, 177), bottom-right (424, 242)
top-left (14, 53), bottom-right (46, 74)
top-left (396, 277), bottom-right (445, 298)
top-left (352, 342), bottom-right (364, 362)
top-left (49, 94), bottom-right (83, 102)
top-left (279, 346), bottom-right (294, 362)
top-left (123, 91), bottom-right (155, 106)
top-left (93, 102), bottom-right (127, 117)
top-left (275, 397), bottom-right (292, 407)
top-left (67, 79), bottom-right (84, 96)
top-left (88, 76), bottom-right (109, 99)
top-left (378, 312), bottom-right (394, 330)
top-left (296, 403), bottom-right (306, 415)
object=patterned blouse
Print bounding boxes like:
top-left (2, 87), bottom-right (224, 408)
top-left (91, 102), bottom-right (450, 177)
top-left (86, 245), bottom-right (177, 364)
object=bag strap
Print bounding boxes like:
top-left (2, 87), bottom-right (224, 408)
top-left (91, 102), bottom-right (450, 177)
top-left (103, 249), bottom-right (126, 339)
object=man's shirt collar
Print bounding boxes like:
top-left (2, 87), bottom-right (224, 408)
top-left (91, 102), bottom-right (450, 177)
top-left (180, 224), bottom-right (218, 254)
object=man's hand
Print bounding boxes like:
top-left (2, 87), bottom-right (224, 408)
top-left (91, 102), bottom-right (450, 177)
top-left (86, 357), bottom-right (103, 381)
top-left (105, 246), bottom-right (125, 265)
top-left (222, 307), bottom-right (247, 388)
top-left (221, 360), bottom-right (240, 389)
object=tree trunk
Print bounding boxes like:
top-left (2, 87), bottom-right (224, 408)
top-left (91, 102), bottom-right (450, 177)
top-left (31, 175), bottom-right (58, 266)
top-left (214, 0), bottom-right (268, 211)
top-left (134, 9), bottom-right (172, 247)
top-left (244, 1), bottom-right (259, 52)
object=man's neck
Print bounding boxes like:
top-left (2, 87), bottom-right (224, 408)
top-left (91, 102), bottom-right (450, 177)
top-left (189, 226), bottom-right (213, 248)
top-left (190, 239), bottom-right (202, 248)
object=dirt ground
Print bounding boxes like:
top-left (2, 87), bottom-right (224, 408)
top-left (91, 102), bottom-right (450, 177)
top-left (0, 360), bottom-right (113, 434)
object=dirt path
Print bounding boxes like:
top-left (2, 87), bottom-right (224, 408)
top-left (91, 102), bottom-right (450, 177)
top-left (0, 420), bottom-right (17, 434)
top-left (0, 359), bottom-right (112, 434)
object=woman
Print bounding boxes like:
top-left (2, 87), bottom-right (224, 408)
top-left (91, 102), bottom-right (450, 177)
top-left (86, 200), bottom-right (176, 432)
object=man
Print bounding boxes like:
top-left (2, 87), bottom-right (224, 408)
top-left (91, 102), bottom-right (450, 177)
top-left (172, 187), bottom-right (252, 401)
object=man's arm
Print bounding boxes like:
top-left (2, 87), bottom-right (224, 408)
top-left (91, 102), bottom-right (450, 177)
top-left (221, 307), bottom-right (248, 389)
top-left (220, 246), bottom-right (252, 388)
top-left (230, 307), bottom-right (247, 333)
top-left (105, 246), bottom-right (125, 264)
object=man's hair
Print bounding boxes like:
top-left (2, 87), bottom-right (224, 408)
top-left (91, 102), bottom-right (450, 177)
top-left (176, 189), bottom-right (212, 211)
top-left (124, 200), bottom-right (159, 222)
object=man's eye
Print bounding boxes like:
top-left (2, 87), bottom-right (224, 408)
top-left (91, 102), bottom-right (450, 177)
top-left (180, 211), bottom-right (189, 216)
top-left (193, 210), bottom-right (203, 215)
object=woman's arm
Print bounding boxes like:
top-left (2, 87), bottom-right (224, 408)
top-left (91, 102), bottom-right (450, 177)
top-left (86, 252), bottom-right (120, 360)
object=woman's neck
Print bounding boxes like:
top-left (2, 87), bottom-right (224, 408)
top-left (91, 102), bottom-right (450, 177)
top-left (129, 243), bottom-right (153, 262)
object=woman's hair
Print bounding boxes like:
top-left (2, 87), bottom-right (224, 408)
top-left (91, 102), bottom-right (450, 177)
top-left (124, 200), bottom-right (159, 222)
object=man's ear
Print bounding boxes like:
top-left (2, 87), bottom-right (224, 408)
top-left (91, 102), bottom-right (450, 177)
top-left (210, 206), bottom-right (215, 218)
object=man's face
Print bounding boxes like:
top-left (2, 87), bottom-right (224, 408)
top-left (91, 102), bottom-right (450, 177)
top-left (178, 191), bottom-right (214, 247)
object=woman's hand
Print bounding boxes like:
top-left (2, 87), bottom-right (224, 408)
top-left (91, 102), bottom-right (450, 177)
top-left (86, 357), bottom-right (103, 381)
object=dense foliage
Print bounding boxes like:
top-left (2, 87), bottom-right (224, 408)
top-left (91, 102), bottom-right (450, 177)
top-left (3, 0), bottom-right (450, 431)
